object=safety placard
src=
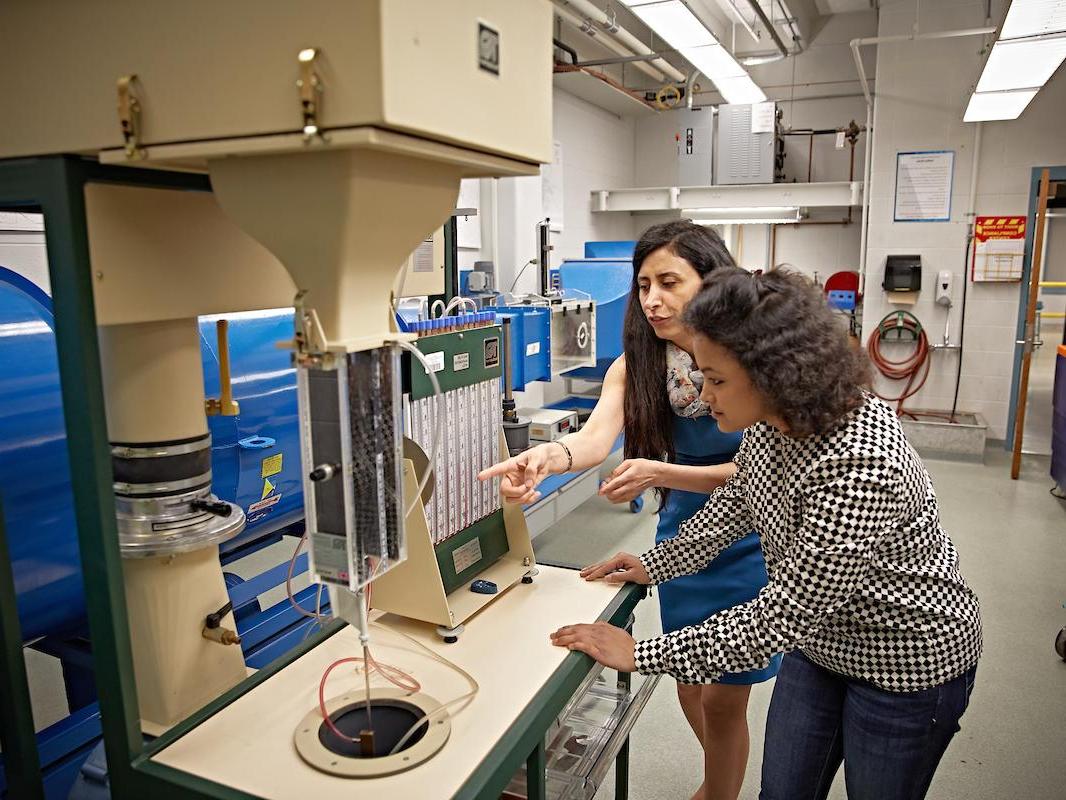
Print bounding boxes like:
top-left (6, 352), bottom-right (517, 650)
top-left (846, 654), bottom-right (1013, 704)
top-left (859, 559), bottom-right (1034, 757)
top-left (894, 150), bottom-right (954, 222)
top-left (261, 453), bottom-right (283, 478)
top-left (972, 216), bottom-right (1026, 282)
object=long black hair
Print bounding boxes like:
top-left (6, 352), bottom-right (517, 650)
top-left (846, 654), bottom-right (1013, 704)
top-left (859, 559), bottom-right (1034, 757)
top-left (623, 221), bottom-right (736, 505)
top-left (683, 268), bottom-right (871, 436)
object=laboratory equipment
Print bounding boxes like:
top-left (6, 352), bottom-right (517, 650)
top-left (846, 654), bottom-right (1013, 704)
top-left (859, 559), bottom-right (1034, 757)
top-left (523, 408), bottom-right (580, 443)
top-left (374, 323), bottom-right (536, 643)
top-left (556, 245), bottom-right (633, 381)
top-left (0, 0), bottom-right (552, 790)
top-left (0, 264), bottom-right (304, 644)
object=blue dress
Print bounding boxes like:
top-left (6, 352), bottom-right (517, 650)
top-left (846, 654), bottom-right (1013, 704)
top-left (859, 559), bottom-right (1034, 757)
top-left (655, 414), bottom-right (781, 685)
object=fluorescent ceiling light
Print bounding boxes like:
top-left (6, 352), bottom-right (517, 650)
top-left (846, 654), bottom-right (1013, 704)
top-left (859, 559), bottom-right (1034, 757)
top-left (684, 206), bottom-right (799, 214)
top-left (693, 218), bottom-right (801, 225)
top-left (975, 38), bottom-right (1066, 91)
top-left (963, 88), bottom-right (1038, 121)
top-left (687, 206), bottom-right (802, 224)
top-left (630, 1), bottom-right (716, 47)
top-left (1000, 0), bottom-right (1066, 39)
top-left (621, 0), bottom-right (767, 104)
top-left (679, 44), bottom-right (746, 79)
top-left (965, 0), bottom-right (1066, 121)
top-left (709, 75), bottom-right (768, 104)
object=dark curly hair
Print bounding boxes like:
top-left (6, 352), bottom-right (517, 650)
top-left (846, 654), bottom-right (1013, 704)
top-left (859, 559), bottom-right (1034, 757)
top-left (623, 221), bottom-right (736, 505)
top-left (682, 268), bottom-right (870, 437)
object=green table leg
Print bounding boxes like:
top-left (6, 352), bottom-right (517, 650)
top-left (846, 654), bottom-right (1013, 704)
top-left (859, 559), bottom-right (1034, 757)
top-left (526, 738), bottom-right (547, 800)
top-left (615, 669), bottom-right (633, 800)
top-left (0, 497), bottom-right (46, 800)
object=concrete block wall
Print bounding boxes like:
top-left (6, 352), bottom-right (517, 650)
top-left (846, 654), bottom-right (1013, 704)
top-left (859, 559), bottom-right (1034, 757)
top-left (861, 0), bottom-right (1066, 439)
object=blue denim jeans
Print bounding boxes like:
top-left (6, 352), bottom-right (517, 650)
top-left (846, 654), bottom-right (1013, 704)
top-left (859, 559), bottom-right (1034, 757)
top-left (760, 650), bottom-right (977, 800)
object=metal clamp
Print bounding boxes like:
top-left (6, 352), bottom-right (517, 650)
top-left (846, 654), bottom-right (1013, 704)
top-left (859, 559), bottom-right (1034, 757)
top-left (297, 48), bottom-right (325, 142)
top-left (116, 74), bottom-right (144, 158)
top-left (292, 290), bottom-right (334, 368)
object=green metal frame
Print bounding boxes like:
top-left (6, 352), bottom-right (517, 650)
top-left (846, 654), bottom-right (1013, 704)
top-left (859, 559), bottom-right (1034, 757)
top-left (407, 325), bottom-right (502, 400)
top-left (0, 155), bottom-right (647, 800)
top-left (435, 510), bottom-right (510, 594)
top-left (0, 156), bottom-right (350, 799)
top-left (0, 496), bottom-right (47, 800)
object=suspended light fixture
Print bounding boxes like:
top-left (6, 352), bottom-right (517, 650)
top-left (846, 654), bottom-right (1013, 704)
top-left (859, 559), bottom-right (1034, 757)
top-left (620, 0), bottom-right (767, 104)
top-left (965, 0), bottom-right (1066, 121)
top-left (686, 206), bottom-right (802, 225)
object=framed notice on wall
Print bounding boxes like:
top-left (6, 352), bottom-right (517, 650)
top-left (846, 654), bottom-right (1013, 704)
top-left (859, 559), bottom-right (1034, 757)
top-left (894, 150), bottom-right (955, 222)
top-left (972, 216), bottom-right (1026, 282)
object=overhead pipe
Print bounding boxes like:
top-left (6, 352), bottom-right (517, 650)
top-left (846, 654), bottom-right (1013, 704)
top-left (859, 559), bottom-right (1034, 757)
top-left (553, 37), bottom-right (579, 65)
top-left (744, 0), bottom-right (791, 58)
top-left (552, 0), bottom-right (687, 83)
top-left (553, 3), bottom-right (668, 82)
top-left (685, 70), bottom-right (701, 109)
top-left (850, 24), bottom-right (996, 290)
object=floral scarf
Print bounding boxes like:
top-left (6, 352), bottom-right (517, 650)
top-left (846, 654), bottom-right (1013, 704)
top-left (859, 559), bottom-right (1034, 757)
top-left (666, 342), bottom-right (710, 419)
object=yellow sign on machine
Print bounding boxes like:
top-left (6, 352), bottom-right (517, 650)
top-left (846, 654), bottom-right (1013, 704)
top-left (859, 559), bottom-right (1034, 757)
top-left (261, 453), bottom-right (283, 478)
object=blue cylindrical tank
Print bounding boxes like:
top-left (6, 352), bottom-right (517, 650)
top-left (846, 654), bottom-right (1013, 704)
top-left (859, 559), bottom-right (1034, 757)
top-left (199, 310), bottom-right (304, 555)
top-left (0, 265), bottom-right (303, 641)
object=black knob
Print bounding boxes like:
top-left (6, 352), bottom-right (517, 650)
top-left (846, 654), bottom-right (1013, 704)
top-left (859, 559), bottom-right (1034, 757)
top-left (309, 463), bottom-right (340, 482)
top-left (192, 499), bottom-right (232, 517)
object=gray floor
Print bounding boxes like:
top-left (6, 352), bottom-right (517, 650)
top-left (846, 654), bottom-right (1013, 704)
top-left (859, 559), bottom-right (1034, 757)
top-left (533, 447), bottom-right (1066, 800)
top-left (18, 448), bottom-right (1066, 798)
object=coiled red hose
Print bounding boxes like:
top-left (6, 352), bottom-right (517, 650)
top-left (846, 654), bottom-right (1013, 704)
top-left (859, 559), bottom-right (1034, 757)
top-left (866, 311), bottom-right (931, 416)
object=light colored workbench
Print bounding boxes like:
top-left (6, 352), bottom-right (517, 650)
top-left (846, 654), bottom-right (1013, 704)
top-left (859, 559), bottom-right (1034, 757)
top-left (151, 564), bottom-right (644, 799)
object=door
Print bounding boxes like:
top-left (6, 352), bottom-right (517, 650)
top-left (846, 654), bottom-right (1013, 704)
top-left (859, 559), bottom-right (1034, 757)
top-left (1008, 168), bottom-right (1066, 478)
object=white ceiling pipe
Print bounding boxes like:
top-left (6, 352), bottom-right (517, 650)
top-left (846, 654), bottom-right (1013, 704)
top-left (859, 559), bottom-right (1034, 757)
top-left (553, 0), bottom-right (687, 83)
top-left (850, 25), bottom-right (996, 288)
top-left (553, 3), bottom-right (668, 82)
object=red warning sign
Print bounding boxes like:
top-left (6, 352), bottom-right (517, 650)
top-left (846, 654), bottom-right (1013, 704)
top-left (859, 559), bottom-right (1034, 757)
top-left (972, 216), bottom-right (1026, 281)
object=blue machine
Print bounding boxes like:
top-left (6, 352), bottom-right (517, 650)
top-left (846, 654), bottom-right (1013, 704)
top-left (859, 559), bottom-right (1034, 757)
top-left (491, 305), bottom-right (552, 391)
top-left (555, 241), bottom-right (633, 381)
top-left (0, 265), bottom-right (319, 799)
top-left (0, 267), bottom-right (304, 643)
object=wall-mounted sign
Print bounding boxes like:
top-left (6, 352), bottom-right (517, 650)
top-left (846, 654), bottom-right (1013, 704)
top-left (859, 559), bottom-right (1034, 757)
top-left (972, 216), bottom-right (1026, 282)
top-left (894, 150), bottom-right (955, 222)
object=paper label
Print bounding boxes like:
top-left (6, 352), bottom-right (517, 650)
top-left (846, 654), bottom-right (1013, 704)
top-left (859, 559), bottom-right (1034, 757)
top-left (452, 537), bottom-right (483, 574)
top-left (454, 352), bottom-right (470, 371)
top-left (526, 341), bottom-right (541, 356)
top-left (425, 351), bottom-right (445, 373)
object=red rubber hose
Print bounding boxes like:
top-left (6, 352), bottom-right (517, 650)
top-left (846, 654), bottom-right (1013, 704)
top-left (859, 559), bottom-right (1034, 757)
top-left (866, 312), bottom-right (931, 416)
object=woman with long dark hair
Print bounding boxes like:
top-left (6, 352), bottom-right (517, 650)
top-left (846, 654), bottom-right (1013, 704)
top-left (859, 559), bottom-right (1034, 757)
top-left (480, 221), bottom-right (779, 800)
top-left (551, 268), bottom-right (982, 799)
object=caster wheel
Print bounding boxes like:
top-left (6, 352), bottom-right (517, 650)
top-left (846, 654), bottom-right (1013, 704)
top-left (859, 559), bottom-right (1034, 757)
top-left (443, 636), bottom-right (458, 644)
top-left (1055, 626), bottom-right (1066, 662)
top-left (522, 576), bottom-right (533, 584)
top-left (629, 497), bottom-right (644, 514)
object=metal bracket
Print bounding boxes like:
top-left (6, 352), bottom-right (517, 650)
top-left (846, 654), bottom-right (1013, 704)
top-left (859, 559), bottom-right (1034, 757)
top-left (292, 290), bottom-right (334, 368)
top-left (297, 48), bottom-right (325, 143)
top-left (116, 74), bottom-right (144, 158)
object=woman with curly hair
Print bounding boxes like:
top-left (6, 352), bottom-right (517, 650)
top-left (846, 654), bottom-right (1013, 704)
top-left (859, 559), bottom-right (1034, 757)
top-left (552, 268), bottom-right (983, 799)
top-left (480, 222), bottom-right (779, 800)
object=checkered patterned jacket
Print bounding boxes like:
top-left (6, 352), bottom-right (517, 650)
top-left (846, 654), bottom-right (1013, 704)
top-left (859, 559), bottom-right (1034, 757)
top-left (633, 395), bottom-right (983, 691)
